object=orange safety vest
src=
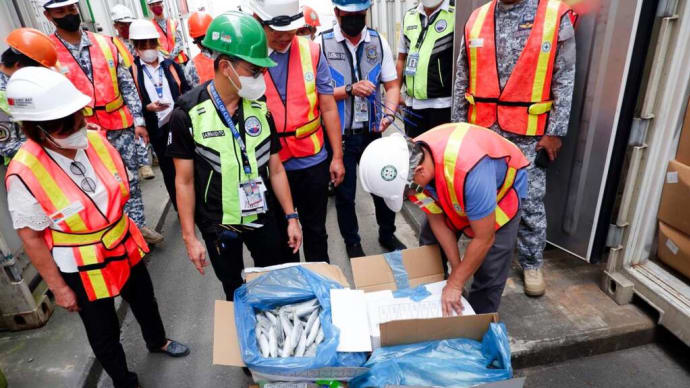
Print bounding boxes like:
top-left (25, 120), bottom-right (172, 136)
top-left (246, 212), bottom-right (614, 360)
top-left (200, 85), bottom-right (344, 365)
top-left (154, 18), bottom-right (189, 64)
top-left (52, 32), bottom-right (134, 131)
top-left (464, 0), bottom-right (572, 136)
top-left (111, 36), bottom-right (134, 68)
top-left (192, 53), bottom-right (214, 84)
top-left (5, 131), bottom-right (149, 301)
top-left (409, 123), bottom-right (529, 237)
top-left (265, 36), bottom-right (325, 163)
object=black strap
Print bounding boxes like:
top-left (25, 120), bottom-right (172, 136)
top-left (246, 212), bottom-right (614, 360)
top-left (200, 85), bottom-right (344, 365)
top-left (471, 96), bottom-right (534, 107)
top-left (77, 253), bottom-right (129, 272)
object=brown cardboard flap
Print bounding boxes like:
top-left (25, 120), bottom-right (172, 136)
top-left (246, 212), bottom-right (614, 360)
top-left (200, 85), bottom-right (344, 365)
top-left (380, 313), bottom-right (499, 347)
top-left (213, 300), bottom-right (245, 367)
top-left (658, 160), bottom-right (690, 236)
top-left (245, 262), bottom-right (350, 288)
top-left (657, 222), bottom-right (690, 279)
top-left (351, 245), bottom-right (445, 292)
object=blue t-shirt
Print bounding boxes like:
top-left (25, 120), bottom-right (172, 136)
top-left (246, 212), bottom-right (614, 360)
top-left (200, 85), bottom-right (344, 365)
top-left (268, 46), bottom-right (334, 171)
top-left (427, 157), bottom-right (528, 221)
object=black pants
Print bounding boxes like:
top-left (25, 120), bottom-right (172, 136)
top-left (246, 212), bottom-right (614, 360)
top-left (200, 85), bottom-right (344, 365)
top-left (277, 159), bottom-right (331, 262)
top-left (62, 262), bottom-right (167, 388)
top-left (404, 107), bottom-right (452, 138)
top-left (150, 123), bottom-right (177, 209)
top-left (202, 207), bottom-right (296, 300)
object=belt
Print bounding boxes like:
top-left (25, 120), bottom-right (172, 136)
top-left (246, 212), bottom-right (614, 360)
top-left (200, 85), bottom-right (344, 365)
top-left (83, 94), bottom-right (125, 117)
top-left (343, 127), bottom-right (367, 137)
top-left (465, 93), bottom-right (553, 115)
top-left (51, 214), bottom-right (130, 250)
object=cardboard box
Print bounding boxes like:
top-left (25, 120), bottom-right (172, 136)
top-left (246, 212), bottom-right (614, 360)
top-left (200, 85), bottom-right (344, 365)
top-left (676, 99), bottom-right (690, 165)
top-left (657, 222), bottom-right (690, 280)
top-left (244, 262), bottom-right (350, 287)
top-left (658, 160), bottom-right (690, 236)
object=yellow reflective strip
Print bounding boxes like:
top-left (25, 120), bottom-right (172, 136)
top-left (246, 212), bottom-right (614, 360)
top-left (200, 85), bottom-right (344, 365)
top-left (298, 38), bottom-right (317, 121)
top-left (79, 246), bottom-right (110, 299)
top-left (87, 132), bottom-right (128, 197)
top-left (443, 126), bottom-right (470, 217)
top-left (468, 4), bottom-right (490, 124)
top-left (102, 215), bottom-right (128, 248)
top-left (83, 106), bottom-right (94, 117)
top-left (310, 133), bottom-right (320, 154)
top-left (13, 150), bottom-right (88, 231)
top-left (92, 34), bottom-right (120, 102)
top-left (497, 167), bottom-right (517, 200)
top-left (104, 95), bottom-right (124, 112)
top-left (113, 38), bottom-right (132, 68)
top-left (295, 118), bottom-right (321, 138)
top-left (495, 206), bottom-right (510, 226)
top-left (52, 230), bottom-right (102, 246)
top-left (528, 0), bottom-right (560, 136)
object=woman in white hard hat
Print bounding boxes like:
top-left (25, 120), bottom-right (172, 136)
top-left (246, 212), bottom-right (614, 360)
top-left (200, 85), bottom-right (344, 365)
top-left (5, 67), bottom-right (189, 388)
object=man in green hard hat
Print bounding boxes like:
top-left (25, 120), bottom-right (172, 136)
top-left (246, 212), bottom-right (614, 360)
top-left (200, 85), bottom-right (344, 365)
top-left (168, 11), bottom-right (303, 300)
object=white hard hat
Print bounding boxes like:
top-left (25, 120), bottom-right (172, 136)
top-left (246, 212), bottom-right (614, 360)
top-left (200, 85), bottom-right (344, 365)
top-left (41, 0), bottom-right (80, 9)
top-left (129, 19), bottom-right (159, 40)
top-left (7, 67), bottom-right (91, 122)
top-left (249, 0), bottom-right (305, 31)
top-left (146, 0), bottom-right (163, 4)
top-left (111, 4), bottom-right (135, 23)
top-left (359, 133), bottom-right (411, 212)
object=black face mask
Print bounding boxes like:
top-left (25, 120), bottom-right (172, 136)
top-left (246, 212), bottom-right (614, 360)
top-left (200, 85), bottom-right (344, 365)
top-left (340, 14), bottom-right (366, 37)
top-left (54, 13), bottom-right (82, 32)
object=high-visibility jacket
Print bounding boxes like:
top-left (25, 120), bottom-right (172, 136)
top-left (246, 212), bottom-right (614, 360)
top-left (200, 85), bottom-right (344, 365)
top-left (111, 36), bottom-right (134, 68)
top-left (409, 123), bottom-right (529, 237)
top-left (192, 52), bottom-right (214, 84)
top-left (52, 32), bottom-right (135, 130)
top-left (265, 36), bottom-right (324, 163)
top-left (464, 0), bottom-right (572, 136)
top-left (5, 131), bottom-right (149, 301)
top-left (154, 18), bottom-right (189, 64)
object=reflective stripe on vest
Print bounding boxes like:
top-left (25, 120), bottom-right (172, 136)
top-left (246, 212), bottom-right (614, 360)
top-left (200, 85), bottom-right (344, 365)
top-left (403, 6), bottom-right (455, 100)
top-left (192, 53), bottom-right (214, 84)
top-left (112, 36), bottom-right (133, 68)
top-left (4, 132), bottom-right (149, 301)
top-left (410, 123), bottom-right (529, 236)
top-left (465, 0), bottom-right (571, 136)
top-left (265, 36), bottom-right (324, 162)
top-left (189, 98), bottom-right (272, 226)
top-left (51, 32), bottom-right (134, 130)
top-left (321, 28), bottom-right (383, 132)
top-left (154, 19), bottom-right (189, 64)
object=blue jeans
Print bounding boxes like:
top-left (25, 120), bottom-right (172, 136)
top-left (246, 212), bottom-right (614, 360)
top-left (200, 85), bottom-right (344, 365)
top-left (334, 132), bottom-right (396, 246)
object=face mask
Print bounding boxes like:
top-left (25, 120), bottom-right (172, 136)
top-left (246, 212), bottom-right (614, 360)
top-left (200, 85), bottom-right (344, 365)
top-left (44, 127), bottom-right (89, 150)
top-left (151, 5), bottom-right (164, 16)
top-left (54, 13), bottom-right (82, 32)
top-left (421, 0), bottom-right (444, 8)
top-left (139, 49), bottom-right (158, 64)
top-left (225, 61), bottom-right (267, 101)
top-left (340, 13), bottom-right (366, 37)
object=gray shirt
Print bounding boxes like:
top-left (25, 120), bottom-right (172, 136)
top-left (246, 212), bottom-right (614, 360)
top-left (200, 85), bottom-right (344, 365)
top-left (451, 0), bottom-right (576, 137)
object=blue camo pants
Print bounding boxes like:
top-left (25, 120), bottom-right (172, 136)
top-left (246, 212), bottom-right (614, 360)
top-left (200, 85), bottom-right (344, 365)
top-left (107, 128), bottom-right (146, 228)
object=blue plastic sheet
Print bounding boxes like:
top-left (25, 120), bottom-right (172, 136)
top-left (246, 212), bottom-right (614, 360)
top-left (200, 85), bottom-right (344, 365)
top-left (383, 251), bottom-right (432, 301)
top-left (350, 322), bottom-right (513, 388)
top-left (233, 266), bottom-right (367, 375)
top-left (392, 284), bottom-right (432, 302)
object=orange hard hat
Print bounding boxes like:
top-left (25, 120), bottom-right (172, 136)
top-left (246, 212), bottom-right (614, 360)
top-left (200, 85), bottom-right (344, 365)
top-left (303, 6), bottom-right (321, 27)
top-left (5, 28), bottom-right (58, 68)
top-left (188, 12), bottom-right (214, 39)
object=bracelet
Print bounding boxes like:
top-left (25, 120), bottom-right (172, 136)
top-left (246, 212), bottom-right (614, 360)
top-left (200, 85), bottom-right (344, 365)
top-left (286, 212), bottom-right (299, 221)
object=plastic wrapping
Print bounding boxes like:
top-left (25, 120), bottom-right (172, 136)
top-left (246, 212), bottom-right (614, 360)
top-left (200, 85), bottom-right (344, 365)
top-left (383, 251), bottom-right (432, 301)
top-left (234, 266), bottom-right (367, 375)
top-left (350, 322), bottom-right (513, 388)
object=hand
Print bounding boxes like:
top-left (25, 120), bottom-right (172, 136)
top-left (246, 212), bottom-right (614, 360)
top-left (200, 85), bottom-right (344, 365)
top-left (287, 219), bottom-right (303, 254)
top-left (134, 126), bottom-right (150, 145)
top-left (352, 80), bottom-right (376, 98)
top-left (536, 135), bottom-right (563, 162)
top-left (441, 282), bottom-right (464, 317)
top-left (147, 101), bottom-right (169, 113)
top-left (184, 236), bottom-right (208, 275)
top-left (330, 157), bottom-right (345, 187)
top-left (378, 115), bottom-right (395, 133)
top-left (54, 285), bottom-right (79, 312)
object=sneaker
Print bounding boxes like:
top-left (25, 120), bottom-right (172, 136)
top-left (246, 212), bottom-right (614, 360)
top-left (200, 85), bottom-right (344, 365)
top-left (523, 268), bottom-right (546, 297)
top-left (140, 226), bottom-right (164, 245)
top-left (139, 165), bottom-right (155, 180)
top-left (346, 243), bottom-right (366, 259)
top-left (379, 235), bottom-right (407, 252)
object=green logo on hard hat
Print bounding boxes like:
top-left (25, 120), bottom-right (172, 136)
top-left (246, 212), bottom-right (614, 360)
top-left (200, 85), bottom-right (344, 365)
top-left (381, 165), bottom-right (397, 182)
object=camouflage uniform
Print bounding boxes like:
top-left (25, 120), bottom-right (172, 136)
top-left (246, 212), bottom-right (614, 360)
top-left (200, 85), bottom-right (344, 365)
top-left (452, 0), bottom-right (576, 270)
top-left (156, 19), bottom-right (185, 62)
top-left (0, 72), bottom-right (26, 165)
top-left (56, 32), bottom-right (148, 228)
top-left (183, 59), bottom-right (200, 87)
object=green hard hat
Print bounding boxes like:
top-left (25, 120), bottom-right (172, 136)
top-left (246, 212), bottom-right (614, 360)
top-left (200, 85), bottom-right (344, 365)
top-left (202, 11), bottom-right (276, 68)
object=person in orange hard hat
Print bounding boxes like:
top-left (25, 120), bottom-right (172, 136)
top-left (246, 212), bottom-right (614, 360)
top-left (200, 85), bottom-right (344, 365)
top-left (184, 11), bottom-right (214, 86)
top-left (296, 5), bottom-right (320, 40)
top-left (0, 27), bottom-right (58, 164)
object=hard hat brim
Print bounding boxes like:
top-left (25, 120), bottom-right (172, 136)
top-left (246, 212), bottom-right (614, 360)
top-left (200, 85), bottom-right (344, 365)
top-left (11, 93), bottom-right (92, 122)
top-left (334, 4), bottom-right (371, 12)
top-left (114, 17), bottom-right (135, 23)
top-left (43, 0), bottom-right (80, 9)
top-left (384, 195), bottom-right (404, 213)
top-left (265, 17), bottom-right (306, 32)
top-left (235, 54), bottom-right (277, 68)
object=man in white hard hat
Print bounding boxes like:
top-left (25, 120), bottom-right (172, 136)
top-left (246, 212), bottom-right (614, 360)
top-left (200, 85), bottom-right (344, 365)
top-left (146, 0), bottom-right (188, 64)
top-left (111, 4), bottom-right (136, 55)
top-left (42, 0), bottom-right (164, 244)
top-left (359, 123), bottom-right (530, 315)
top-left (250, 0), bottom-right (345, 263)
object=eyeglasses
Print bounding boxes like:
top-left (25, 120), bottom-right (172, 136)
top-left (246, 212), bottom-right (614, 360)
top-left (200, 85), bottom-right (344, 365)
top-left (70, 161), bottom-right (97, 193)
top-left (260, 12), bottom-right (303, 28)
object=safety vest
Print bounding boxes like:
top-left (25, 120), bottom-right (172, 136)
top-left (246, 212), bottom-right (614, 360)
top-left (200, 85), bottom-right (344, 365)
top-left (192, 52), bottom-right (214, 84)
top-left (409, 123), bottom-right (529, 237)
top-left (562, 0), bottom-right (597, 26)
top-left (5, 131), bottom-right (149, 301)
top-left (403, 5), bottom-right (455, 100)
top-left (51, 32), bottom-right (135, 131)
top-left (154, 18), bottom-right (189, 64)
top-left (188, 97), bottom-right (272, 226)
top-left (464, 0), bottom-right (572, 136)
top-left (321, 28), bottom-right (383, 132)
top-left (111, 36), bottom-right (134, 68)
top-left (265, 36), bottom-right (324, 162)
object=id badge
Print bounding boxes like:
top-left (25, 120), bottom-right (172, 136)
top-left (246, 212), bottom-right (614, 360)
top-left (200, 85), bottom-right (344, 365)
top-left (239, 178), bottom-right (266, 211)
top-left (405, 53), bottom-right (420, 76)
top-left (354, 97), bottom-right (369, 123)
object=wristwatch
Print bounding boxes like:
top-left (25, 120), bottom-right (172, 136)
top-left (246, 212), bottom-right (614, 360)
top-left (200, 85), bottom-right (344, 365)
top-left (286, 212), bottom-right (299, 221)
top-left (345, 84), bottom-right (353, 96)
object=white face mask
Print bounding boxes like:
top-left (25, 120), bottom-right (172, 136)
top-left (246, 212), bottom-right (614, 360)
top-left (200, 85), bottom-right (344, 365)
top-left (139, 49), bottom-right (158, 64)
top-left (421, 0), bottom-right (444, 8)
top-left (46, 127), bottom-right (89, 150)
top-left (225, 61), bottom-right (267, 101)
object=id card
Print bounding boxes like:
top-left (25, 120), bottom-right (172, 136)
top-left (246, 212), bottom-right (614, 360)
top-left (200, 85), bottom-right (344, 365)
top-left (354, 97), bottom-right (369, 123)
top-left (239, 177), bottom-right (267, 213)
top-left (405, 53), bottom-right (420, 76)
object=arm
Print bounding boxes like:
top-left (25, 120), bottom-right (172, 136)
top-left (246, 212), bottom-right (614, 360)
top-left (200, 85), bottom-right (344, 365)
top-left (451, 36), bottom-right (469, 123)
top-left (268, 154), bottom-right (303, 253)
top-left (117, 57), bottom-right (149, 142)
top-left (0, 125), bottom-right (25, 159)
top-left (171, 22), bottom-right (185, 60)
top-left (379, 79), bottom-right (400, 132)
top-left (174, 158), bottom-right (208, 275)
top-left (184, 60), bottom-right (200, 88)
top-left (395, 53), bottom-right (407, 106)
top-left (319, 94), bottom-right (345, 186)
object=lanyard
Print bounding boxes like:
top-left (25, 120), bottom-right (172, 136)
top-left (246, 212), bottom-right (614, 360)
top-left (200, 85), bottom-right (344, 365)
top-left (142, 65), bottom-right (165, 99)
top-left (415, 11), bottom-right (442, 50)
top-left (209, 81), bottom-right (252, 175)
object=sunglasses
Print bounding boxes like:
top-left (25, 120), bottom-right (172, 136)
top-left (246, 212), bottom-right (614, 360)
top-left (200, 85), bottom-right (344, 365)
top-left (261, 12), bottom-right (303, 28)
top-left (70, 161), bottom-right (98, 194)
